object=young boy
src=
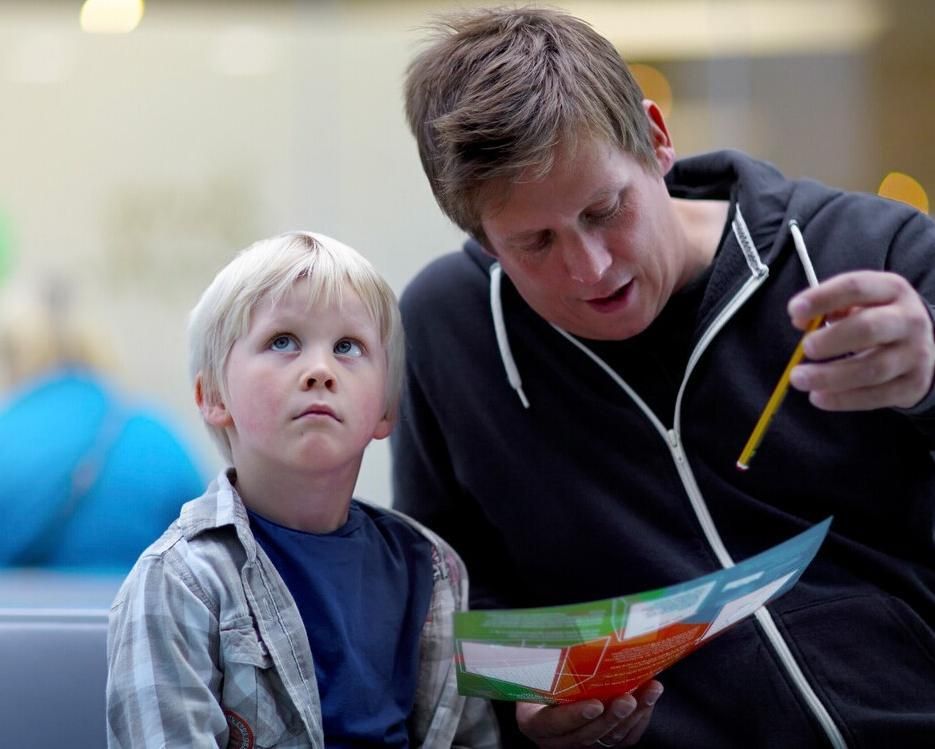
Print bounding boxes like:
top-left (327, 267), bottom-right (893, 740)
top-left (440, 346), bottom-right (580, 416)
top-left (106, 231), bottom-right (499, 748)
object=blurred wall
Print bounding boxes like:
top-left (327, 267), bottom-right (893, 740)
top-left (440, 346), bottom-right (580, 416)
top-left (1, 0), bottom-right (932, 506)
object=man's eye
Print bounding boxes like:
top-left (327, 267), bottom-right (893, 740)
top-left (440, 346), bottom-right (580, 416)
top-left (588, 201), bottom-right (621, 223)
top-left (270, 335), bottom-right (298, 352)
top-left (519, 231), bottom-right (553, 253)
top-left (335, 339), bottom-right (363, 357)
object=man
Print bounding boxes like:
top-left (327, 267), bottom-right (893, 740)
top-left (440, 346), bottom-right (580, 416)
top-left (393, 6), bottom-right (935, 748)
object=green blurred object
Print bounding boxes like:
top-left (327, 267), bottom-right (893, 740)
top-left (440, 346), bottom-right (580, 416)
top-left (0, 209), bottom-right (15, 285)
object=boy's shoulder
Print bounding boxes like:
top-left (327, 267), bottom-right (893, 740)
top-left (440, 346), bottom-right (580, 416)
top-left (364, 501), bottom-right (467, 593)
top-left (139, 470), bottom-right (249, 555)
top-left (114, 470), bottom-right (254, 613)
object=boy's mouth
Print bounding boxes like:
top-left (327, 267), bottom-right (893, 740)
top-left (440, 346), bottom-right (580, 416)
top-left (296, 404), bottom-right (340, 421)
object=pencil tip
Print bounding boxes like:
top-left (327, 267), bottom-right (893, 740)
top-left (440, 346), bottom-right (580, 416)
top-left (736, 461), bottom-right (750, 472)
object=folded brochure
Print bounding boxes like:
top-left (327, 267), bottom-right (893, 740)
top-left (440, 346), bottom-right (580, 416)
top-left (454, 517), bottom-right (831, 704)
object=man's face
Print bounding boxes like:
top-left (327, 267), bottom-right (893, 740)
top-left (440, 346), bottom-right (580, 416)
top-left (480, 136), bottom-right (693, 341)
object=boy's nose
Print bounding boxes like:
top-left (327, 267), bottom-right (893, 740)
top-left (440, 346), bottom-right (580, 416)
top-left (301, 360), bottom-right (336, 391)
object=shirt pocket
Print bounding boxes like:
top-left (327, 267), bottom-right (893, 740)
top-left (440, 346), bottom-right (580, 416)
top-left (220, 616), bottom-right (304, 748)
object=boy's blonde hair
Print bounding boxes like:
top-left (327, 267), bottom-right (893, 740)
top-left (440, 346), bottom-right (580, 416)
top-left (188, 231), bottom-right (404, 463)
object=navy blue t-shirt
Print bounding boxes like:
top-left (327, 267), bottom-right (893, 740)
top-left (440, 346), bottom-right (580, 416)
top-left (249, 502), bottom-right (434, 748)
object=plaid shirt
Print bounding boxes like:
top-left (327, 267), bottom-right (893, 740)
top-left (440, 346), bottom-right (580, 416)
top-left (106, 470), bottom-right (499, 748)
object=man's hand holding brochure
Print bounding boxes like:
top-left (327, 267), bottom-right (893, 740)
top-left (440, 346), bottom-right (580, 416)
top-left (454, 518), bottom-right (831, 704)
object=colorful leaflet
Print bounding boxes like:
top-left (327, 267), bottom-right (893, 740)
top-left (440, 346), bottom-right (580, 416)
top-left (455, 518), bottom-right (831, 703)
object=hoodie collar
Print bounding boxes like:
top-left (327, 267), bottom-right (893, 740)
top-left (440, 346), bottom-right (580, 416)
top-left (475, 152), bottom-right (823, 409)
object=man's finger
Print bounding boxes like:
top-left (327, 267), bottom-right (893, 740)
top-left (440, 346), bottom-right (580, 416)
top-left (789, 271), bottom-right (910, 324)
top-left (516, 699), bottom-right (606, 740)
top-left (586, 683), bottom-right (663, 748)
top-left (807, 371), bottom-right (931, 412)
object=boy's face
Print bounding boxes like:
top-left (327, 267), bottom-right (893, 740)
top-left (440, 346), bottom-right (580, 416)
top-left (207, 278), bottom-right (391, 486)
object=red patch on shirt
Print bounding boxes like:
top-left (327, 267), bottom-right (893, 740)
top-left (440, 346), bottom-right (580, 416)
top-left (224, 709), bottom-right (255, 749)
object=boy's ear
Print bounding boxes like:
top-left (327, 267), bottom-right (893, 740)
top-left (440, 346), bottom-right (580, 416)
top-left (371, 412), bottom-right (394, 441)
top-left (194, 373), bottom-right (233, 427)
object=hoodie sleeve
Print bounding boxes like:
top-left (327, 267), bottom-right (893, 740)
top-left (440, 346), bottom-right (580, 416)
top-left (391, 254), bottom-right (523, 612)
top-left (885, 208), bottom-right (935, 439)
top-left (391, 348), bottom-right (516, 610)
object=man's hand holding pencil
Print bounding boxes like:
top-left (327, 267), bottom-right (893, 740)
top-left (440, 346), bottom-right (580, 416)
top-left (785, 270), bottom-right (935, 412)
top-left (737, 269), bottom-right (935, 471)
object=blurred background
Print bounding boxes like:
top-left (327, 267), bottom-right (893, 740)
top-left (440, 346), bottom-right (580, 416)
top-left (1, 0), bottom-right (932, 512)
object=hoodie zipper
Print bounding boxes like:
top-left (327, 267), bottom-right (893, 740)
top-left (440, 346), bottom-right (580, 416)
top-left (671, 270), bottom-right (766, 567)
top-left (672, 221), bottom-right (847, 749)
top-left (549, 219), bottom-right (847, 748)
top-left (674, 233), bottom-right (846, 748)
top-left (666, 418), bottom-right (847, 749)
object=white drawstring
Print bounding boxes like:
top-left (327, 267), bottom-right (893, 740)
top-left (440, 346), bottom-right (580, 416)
top-left (489, 263), bottom-right (530, 409)
top-left (788, 220), bottom-right (820, 289)
top-left (489, 222), bottom-right (817, 412)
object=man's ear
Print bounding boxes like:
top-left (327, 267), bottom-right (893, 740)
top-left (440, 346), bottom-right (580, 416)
top-left (194, 373), bottom-right (233, 427)
top-left (473, 233), bottom-right (499, 259)
top-left (642, 99), bottom-right (677, 175)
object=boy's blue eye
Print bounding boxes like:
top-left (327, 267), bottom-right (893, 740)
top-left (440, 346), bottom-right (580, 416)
top-left (270, 335), bottom-right (298, 352)
top-left (334, 339), bottom-right (363, 357)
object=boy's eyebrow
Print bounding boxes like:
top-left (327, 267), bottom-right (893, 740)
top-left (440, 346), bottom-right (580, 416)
top-left (253, 306), bottom-right (381, 338)
top-left (252, 309), bottom-right (302, 328)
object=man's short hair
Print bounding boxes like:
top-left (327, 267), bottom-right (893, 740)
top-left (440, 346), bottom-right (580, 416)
top-left (404, 5), bottom-right (656, 244)
top-left (188, 231), bottom-right (403, 463)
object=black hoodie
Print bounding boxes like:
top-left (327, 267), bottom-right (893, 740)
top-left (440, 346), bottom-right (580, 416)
top-left (393, 150), bottom-right (935, 748)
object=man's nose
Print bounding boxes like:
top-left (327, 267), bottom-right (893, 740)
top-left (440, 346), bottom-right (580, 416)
top-left (563, 234), bottom-right (611, 285)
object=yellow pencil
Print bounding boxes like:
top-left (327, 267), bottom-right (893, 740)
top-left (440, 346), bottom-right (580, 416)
top-left (736, 316), bottom-right (824, 471)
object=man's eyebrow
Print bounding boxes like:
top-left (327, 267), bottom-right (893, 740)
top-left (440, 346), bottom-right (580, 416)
top-left (588, 185), bottom-right (626, 204)
top-left (504, 228), bottom-right (546, 245)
